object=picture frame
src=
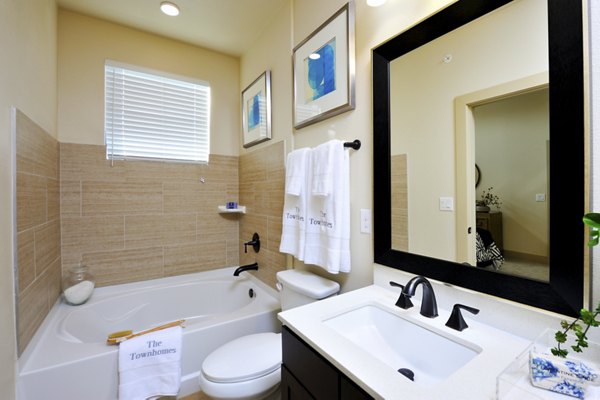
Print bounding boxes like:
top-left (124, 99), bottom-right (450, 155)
top-left (292, 2), bottom-right (355, 129)
top-left (242, 70), bottom-right (271, 148)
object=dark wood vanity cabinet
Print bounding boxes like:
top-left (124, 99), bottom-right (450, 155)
top-left (281, 326), bottom-right (373, 400)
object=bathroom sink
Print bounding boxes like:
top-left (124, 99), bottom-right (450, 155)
top-left (323, 304), bottom-right (480, 386)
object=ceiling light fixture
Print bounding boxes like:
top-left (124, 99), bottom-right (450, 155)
top-left (160, 1), bottom-right (180, 16)
top-left (366, 0), bottom-right (387, 7)
top-left (309, 53), bottom-right (321, 60)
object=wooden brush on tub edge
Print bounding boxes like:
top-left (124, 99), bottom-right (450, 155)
top-left (106, 319), bottom-right (185, 345)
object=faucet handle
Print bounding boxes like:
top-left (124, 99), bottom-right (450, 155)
top-left (389, 281), bottom-right (414, 309)
top-left (243, 232), bottom-right (261, 253)
top-left (445, 304), bottom-right (480, 331)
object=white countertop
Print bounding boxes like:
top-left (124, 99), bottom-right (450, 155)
top-left (278, 283), bottom-right (532, 399)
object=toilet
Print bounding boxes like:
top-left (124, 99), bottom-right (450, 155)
top-left (198, 269), bottom-right (340, 400)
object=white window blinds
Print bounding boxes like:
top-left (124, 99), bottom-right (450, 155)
top-left (105, 61), bottom-right (211, 163)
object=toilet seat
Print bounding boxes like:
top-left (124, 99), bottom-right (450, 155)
top-left (202, 332), bottom-right (282, 384)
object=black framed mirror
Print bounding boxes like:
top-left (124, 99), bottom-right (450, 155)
top-left (373, 0), bottom-right (584, 316)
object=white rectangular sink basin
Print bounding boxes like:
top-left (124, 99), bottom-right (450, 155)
top-left (323, 304), bottom-right (481, 386)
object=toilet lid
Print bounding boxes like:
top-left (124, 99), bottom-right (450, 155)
top-left (202, 332), bottom-right (282, 383)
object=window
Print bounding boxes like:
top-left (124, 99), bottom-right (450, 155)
top-left (105, 61), bottom-right (211, 163)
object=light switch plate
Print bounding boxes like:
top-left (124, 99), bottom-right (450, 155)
top-left (439, 197), bottom-right (454, 211)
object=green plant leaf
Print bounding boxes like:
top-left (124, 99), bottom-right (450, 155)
top-left (551, 347), bottom-right (568, 358)
top-left (550, 216), bottom-right (600, 358)
top-left (583, 213), bottom-right (600, 227)
top-left (588, 229), bottom-right (599, 247)
top-left (581, 309), bottom-right (594, 324)
top-left (583, 214), bottom-right (600, 247)
top-left (555, 331), bottom-right (567, 344)
top-left (572, 345), bottom-right (583, 353)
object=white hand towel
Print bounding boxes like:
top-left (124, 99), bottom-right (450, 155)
top-left (118, 326), bottom-right (182, 400)
top-left (304, 140), bottom-right (351, 273)
top-left (280, 148), bottom-right (311, 260)
top-left (285, 147), bottom-right (311, 196)
top-left (311, 140), bottom-right (336, 196)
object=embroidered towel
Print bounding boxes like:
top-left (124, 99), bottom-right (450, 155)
top-left (280, 148), bottom-right (311, 260)
top-left (304, 140), bottom-right (351, 273)
top-left (118, 326), bottom-right (182, 400)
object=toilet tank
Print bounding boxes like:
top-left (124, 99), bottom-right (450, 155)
top-left (276, 269), bottom-right (340, 311)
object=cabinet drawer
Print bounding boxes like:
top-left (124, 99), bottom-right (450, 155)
top-left (282, 326), bottom-right (338, 399)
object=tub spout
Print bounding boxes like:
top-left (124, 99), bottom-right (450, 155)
top-left (233, 262), bottom-right (259, 276)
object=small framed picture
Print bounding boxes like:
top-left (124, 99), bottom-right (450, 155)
top-left (293, 2), bottom-right (355, 129)
top-left (242, 71), bottom-right (272, 148)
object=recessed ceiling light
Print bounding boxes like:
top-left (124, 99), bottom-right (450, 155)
top-left (367, 0), bottom-right (387, 7)
top-left (160, 1), bottom-right (180, 16)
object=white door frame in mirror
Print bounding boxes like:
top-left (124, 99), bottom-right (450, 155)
top-left (454, 71), bottom-right (549, 264)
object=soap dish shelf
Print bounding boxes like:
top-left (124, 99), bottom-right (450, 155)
top-left (218, 205), bottom-right (246, 214)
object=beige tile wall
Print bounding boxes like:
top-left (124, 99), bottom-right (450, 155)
top-left (239, 141), bottom-right (286, 287)
top-left (15, 110), bottom-right (62, 355)
top-left (60, 143), bottom-right (240, 286)
top-left (391, 154), bottom-right (408, 251)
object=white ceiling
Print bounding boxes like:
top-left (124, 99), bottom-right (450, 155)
top-left (57, 0), bottom-right (288, 57)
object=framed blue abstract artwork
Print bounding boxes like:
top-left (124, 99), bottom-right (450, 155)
top-left (293, 2), bottom-right (355, 129)
top-left (242, 71), bottom-right (272, 148)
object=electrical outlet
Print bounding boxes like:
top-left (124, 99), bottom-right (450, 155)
top-left (360, 209), bottom-right (372, 234)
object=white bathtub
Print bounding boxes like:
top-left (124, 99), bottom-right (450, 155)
top-left (17, 267), bottom-right (281, 400)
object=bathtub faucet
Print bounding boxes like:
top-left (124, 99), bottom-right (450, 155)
top-left (233, 262), bottom-right (259, 276)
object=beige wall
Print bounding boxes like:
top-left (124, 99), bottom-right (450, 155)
top-left (240, 2), bottom-right (293, 153)
top-left (0, 0), bottom-right (57, 396)
top-left (57, 10), bottom-right (240, 156)
top-left (240, 0), bottom-right (478, 292)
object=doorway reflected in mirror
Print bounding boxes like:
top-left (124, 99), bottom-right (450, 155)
top-left (473, 88), bottom-right (549, 282)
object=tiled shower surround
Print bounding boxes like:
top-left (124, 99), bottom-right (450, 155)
top-left (15, 110), bottom-right (62, 355)
top-left (239, 141), bottom-right (286, 287)
top-left (60, 141), bottom-right (286, 287)
top-left (16, 121), bottom-right (286, 355)
top-left (59, 143), bottom-right (241, 286)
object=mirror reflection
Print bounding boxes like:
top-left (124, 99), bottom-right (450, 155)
top-left (473, 88), bottom-right (549, 281)
top-left (389, 0), bottom-right (549, 282)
